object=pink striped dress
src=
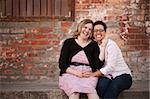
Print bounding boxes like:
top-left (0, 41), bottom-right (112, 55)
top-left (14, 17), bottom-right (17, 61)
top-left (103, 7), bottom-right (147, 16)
top-left (59, 50), bottom-right (98, 96)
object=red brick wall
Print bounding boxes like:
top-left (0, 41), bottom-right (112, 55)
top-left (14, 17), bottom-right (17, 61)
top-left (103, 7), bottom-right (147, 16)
top-left (0, 0), bottom-right (149, 81)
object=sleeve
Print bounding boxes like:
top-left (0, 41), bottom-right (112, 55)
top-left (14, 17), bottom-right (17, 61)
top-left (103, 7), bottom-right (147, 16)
top-left (100, 41), bottom-right (119, 75)
top-left (59, 39), bottom-right (70, 74)
top-left (92, 42), bottom-right (104, 71)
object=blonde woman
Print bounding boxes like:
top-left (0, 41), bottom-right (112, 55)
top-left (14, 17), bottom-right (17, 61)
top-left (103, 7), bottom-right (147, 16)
top-left (58, 19), bottom-right (104, 99)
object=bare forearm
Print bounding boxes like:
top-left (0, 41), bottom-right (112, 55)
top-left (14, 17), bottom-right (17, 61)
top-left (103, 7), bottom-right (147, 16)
top-left (66, 67), bottom-right (83, 77)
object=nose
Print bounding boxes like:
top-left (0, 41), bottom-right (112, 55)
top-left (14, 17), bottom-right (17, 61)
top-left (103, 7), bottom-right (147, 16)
top-left (85, 28), bottom-right (89, 32)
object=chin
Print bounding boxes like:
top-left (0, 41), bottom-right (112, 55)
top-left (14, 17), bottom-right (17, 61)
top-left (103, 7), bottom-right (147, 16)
top-left (96, 38), bottom-right (102, 41)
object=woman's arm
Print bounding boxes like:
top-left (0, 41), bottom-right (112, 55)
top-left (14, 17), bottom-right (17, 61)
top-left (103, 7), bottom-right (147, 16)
top-left (100, 40), bottom-right (118, 75)
top-left (66, 67), bottom-right (83, 77)
top-left (99, 38), bottom-right (108, 61)
top-left (82, 70), bottom-right (104, 77)
top-left (59, 38), bottom-right (84, 77)
top-left (59, 39), bottom-right (70, 74)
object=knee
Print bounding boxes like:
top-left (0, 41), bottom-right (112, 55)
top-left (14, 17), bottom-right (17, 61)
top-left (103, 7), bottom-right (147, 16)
top-left (70, 92), bottom-right (79, 97)
top-left (96, 81), bottom-right (108, 92)
top-left (72, 92), bottom-right (79, 95)
top-left (96, 83), bottom-right (106, 97)
top-left (110, 84), bottom-right (120, 91)
top-left (96, 83), bottom-right (103, 94)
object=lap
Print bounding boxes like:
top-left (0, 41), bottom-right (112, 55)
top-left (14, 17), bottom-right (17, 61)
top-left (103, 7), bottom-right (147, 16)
top-left (97, 74), bottom-right (132, 92)
top-left (96, 74), bottom-right (132, 98)
top-left (111, 74), bottom-right (132, 89)
top-left (59, 73), bottom-right (98, 96)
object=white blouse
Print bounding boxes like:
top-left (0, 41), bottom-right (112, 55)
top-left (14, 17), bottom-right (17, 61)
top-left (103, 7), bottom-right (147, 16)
top-left (100, 39), bottom-right (132, 79)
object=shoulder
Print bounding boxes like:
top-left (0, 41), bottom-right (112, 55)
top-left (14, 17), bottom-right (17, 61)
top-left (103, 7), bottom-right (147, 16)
top-left (88, 40), bottom-right (99, 50)
top-left (90, 40), bottom-right (98, 45)
top-left (107, 39), bottom-right (118, 47)
top-left (107, 39), bottom-right (121, 51)
top-left (63, 38), bottom-right (74, 44)
top-left (65, 38), bottom-right (74, 42)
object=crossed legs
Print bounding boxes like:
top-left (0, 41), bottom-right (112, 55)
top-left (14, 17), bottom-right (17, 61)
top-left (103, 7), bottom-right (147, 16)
top-left (96, 74), bottom-right (132, 99)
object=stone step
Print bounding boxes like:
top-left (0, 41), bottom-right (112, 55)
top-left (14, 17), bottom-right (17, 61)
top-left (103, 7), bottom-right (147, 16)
top-left (0, 80), bottom-right (149, 99)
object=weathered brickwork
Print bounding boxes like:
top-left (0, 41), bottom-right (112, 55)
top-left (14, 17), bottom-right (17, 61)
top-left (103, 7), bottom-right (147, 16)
top-left (0, 22), bottom-right (73, 81)
top-left (0, 0), bottom-right (149, 82)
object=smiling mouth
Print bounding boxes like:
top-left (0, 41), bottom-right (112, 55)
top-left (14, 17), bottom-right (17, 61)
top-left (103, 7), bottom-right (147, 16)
top-left (83, 32), bottom-right (89, 36)
top-left (96, 35), bottom-right (102, 38)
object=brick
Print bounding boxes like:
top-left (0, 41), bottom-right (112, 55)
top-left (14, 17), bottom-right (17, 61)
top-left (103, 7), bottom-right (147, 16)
top-left (119, 22), bottom-right (126, 27)
top-left (31, 40), bottom-right (49, 45)
top-left (3, 70), bottom-right (14, 75)
top-left (51, 40), bottom-right (60, 45)
top-left (135, 34), bottom-right (148, 39)
top-left (47, 33), bottom-right (60, 39)
top-left (127, 51), bottom-right (143, 57)
top-left (27, 52), bottom-right (38, 57)
top-left (32, 34), bottom-right (47, 39)
top-left (22, 64), bottom-right (34, 75)
top-left (31, 45), bottom-right (47, 50)
top-left (91, 0), bottom-right (106, 3)
top-left (61, 21), bottom-right (73, 27)
top-left (10, 28), bottom-right (25, 34)
top-left (146, 27), bottom-right (150, 33)
top-left (128, 27), bottom-right (144, 33)
top-left (127, 34), bottom-right (136, 39)
top-left (127, 39), bottom-right (141, 45)
top-left (107, 0), bottom-right (121, 4)
top-left (36, 28), bottom-right (53, 33)
top-left (0, 28), bottom-right (10, 33)
top-left (17, 45), bottom-right (31, 51)
top-left (138, 57), bottom-right (146, 63)
top-left (76, 0), bottom-right (90, 4)
top-left (24, 33), bottom-right (33, 38)
top-left (22, 39), bottom-right (31, 45)
top-left (142, 39), bottom-right (149, 46)
top-left (145, 21), bottom-right (150, 27)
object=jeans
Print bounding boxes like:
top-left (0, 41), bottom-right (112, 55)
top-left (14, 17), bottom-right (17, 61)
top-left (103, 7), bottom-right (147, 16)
top-left (96, 74), bottom-right (132, 99)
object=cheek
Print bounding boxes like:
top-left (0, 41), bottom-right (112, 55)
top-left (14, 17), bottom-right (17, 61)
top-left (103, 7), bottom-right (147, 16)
top-left (93, 33), bottom-right (97, 38)
top-left (101, 32), bottom-right (105, 36)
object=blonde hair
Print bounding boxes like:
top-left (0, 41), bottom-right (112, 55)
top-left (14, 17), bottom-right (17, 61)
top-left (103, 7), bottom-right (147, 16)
top-left (73, 19), bottom-right (94, 39)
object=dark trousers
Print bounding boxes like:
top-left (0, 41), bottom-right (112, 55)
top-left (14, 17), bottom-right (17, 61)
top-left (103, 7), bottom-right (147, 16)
top-left (96, 74), bottom-right (132, 99)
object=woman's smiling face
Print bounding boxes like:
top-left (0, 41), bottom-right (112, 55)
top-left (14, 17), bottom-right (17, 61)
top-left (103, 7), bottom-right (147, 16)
top-left (93, 24), bottom-right (106, 41)
top-left (79, 23), bottom-right (93, 40)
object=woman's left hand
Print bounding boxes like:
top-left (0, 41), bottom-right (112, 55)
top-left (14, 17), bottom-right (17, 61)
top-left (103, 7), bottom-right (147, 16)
top-left (82, 71), bottom-right (94, 77)
top-left (82, 70), bottom-right (103, 77)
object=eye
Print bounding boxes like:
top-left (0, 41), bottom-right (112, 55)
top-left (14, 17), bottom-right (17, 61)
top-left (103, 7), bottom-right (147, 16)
top-left (84, 26), bottom-right (88, 29)
top-left (94, 29), bottom-right (104, 32)
top-left (89, 28), bottom-right (92, 31)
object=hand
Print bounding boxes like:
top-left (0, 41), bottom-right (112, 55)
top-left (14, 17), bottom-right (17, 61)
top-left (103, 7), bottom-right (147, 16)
top-left (75, 71), bottom-right (83, 78)
top-left (82, 71), bottom-right (92, 77)
top-left (101, 37), bottom-right (108, 47)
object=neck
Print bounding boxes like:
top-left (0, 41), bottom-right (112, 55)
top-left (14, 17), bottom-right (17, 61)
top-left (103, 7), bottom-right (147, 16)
top-left (78, 36), bottom-right (88, 43)
top-left (97, 40), bottom-right (102, 45)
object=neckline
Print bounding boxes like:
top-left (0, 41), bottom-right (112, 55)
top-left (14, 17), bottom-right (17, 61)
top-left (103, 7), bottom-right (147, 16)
top-left (74, 38), bottom-right (92, 48)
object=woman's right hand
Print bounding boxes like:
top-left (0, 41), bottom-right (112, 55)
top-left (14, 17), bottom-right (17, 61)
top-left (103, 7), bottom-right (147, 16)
top-left (66, 67), bottom-right (83, 77)
top-left (75, 71), bottom-right (84, 78)
top-left (101, 37), bottom-right (108, 47)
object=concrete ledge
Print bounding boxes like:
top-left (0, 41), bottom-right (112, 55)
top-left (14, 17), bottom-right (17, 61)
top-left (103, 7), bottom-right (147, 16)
top-left (0, 80), bottom-right (149, 99)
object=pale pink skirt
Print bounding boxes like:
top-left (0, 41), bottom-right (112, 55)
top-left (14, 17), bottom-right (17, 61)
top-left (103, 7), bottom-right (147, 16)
top-left (59, 65), bottom-right (98, 96)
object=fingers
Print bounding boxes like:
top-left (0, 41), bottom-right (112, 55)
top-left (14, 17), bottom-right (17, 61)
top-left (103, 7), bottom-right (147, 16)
top-left (82, 71), bottom-right (92, 77)
top-left (75, 71), bottom-right (93, 78)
